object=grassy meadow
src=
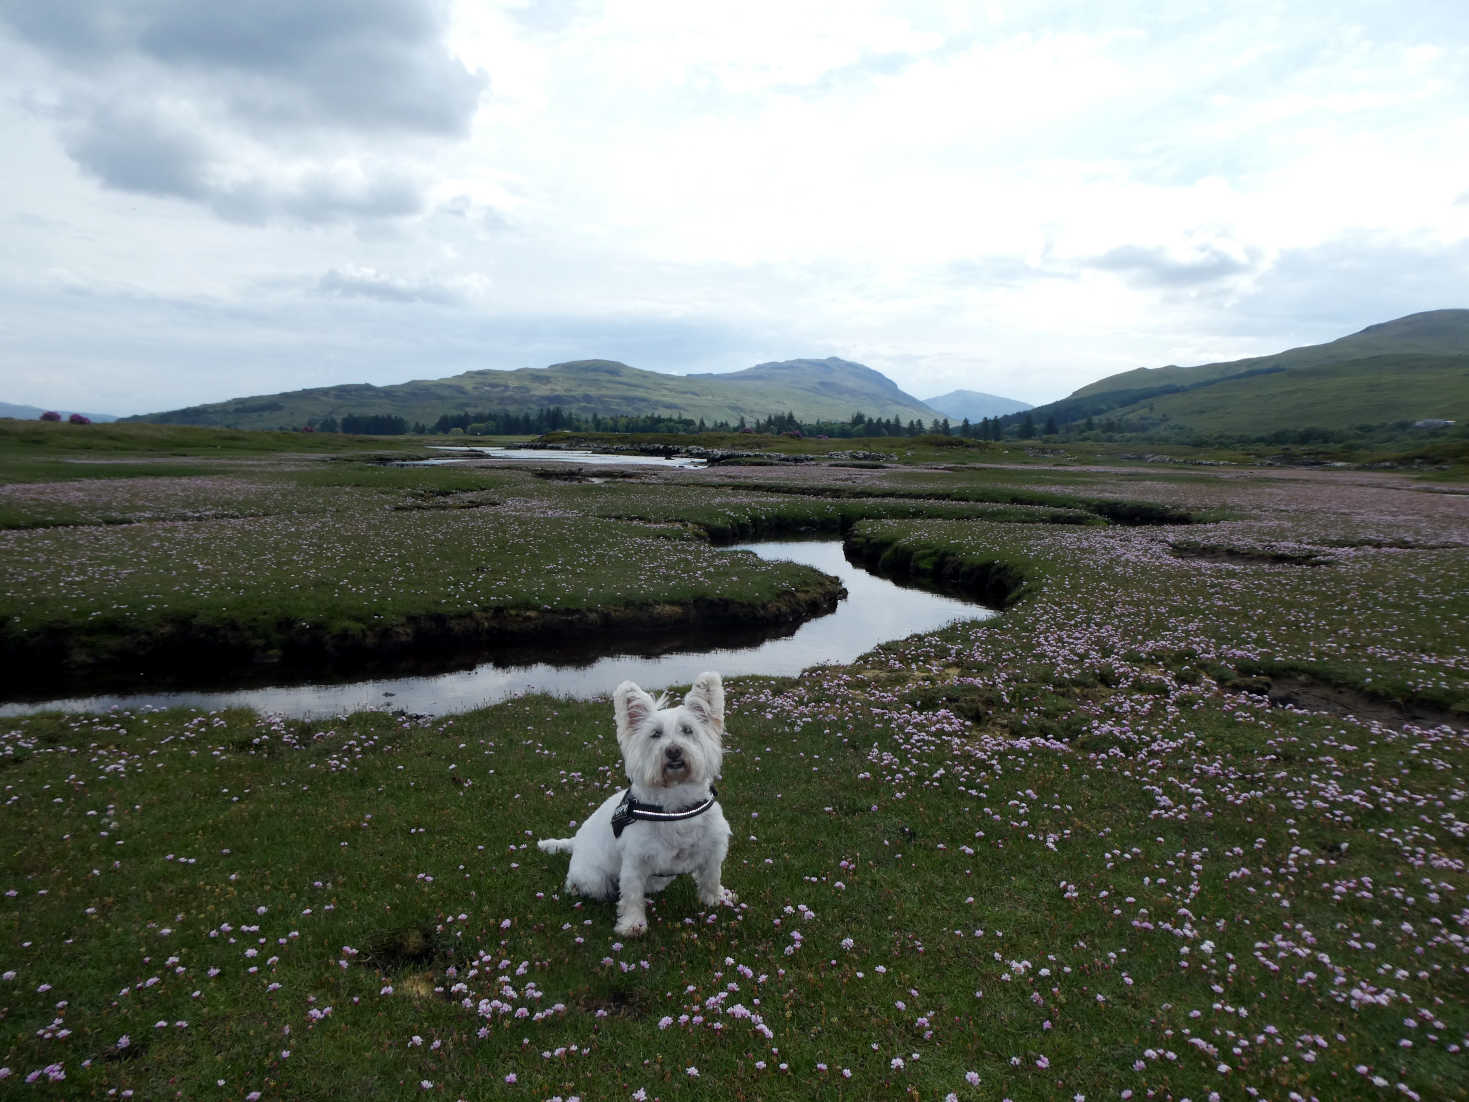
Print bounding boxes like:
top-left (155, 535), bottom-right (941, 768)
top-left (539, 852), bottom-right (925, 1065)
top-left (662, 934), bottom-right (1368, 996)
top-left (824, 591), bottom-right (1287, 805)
top-left (2, 423), bottom-right (1468, 1099)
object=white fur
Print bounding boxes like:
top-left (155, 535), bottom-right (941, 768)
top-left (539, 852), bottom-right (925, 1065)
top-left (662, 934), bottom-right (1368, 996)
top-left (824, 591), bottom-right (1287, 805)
top-left (537, 672), bottom-right (736, 936)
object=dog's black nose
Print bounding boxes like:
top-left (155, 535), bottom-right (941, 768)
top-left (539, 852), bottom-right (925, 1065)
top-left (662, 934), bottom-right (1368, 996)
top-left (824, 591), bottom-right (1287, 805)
top-left (665, 745), bottom-right (683, 761)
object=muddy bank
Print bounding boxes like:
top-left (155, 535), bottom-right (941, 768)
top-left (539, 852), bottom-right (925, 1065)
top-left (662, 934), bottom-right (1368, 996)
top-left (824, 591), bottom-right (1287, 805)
top-left (1168, 539), bottom-right (1333, 566)
top-left (843, 528), bottom-right (1030, 609)
top-left (1261, 673), bottom-right (1468, 730)
top-left (1, 582), bottom-right (845, 702)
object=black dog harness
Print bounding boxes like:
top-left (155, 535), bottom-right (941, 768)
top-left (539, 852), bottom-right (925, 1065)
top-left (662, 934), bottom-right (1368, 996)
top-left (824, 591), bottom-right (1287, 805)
top-left (610, 786), bottom-right (718, 838)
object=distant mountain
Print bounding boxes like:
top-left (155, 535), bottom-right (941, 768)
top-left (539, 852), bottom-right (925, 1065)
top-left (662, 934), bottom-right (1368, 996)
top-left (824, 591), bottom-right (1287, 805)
top-left (1, 402), bottom-right (118, 422)
top-left (688, 357), bottom-right (942, 421)
top-left (923, 389), bottom-right (1032, 422)
top-left (125, 357), bottom-right (944, 430)
top-left (1014, 310), bottom-right (1469, 437)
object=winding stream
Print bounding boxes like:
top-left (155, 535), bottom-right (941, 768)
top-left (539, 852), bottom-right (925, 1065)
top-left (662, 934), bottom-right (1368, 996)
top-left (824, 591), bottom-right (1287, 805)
top-left (405, 446), bottom-right (708, 468)
top-left (1, 541), bottom-right (994, 719)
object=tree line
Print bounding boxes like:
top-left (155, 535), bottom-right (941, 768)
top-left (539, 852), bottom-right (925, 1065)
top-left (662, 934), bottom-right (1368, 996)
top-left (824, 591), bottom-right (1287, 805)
top-left (302, 406), bottom-right (1036, 439)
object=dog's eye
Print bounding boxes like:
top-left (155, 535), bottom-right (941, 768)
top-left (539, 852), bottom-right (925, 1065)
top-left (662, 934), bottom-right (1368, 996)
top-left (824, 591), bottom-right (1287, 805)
top-left (680, 724), bottom-right (693, 735)
top-left (649, 729), bottom-right (661, 739)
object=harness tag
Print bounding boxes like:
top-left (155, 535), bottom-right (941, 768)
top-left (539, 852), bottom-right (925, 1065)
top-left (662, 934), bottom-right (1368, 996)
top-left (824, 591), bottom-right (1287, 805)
top-left (610, 790), bottom-right (636, 838)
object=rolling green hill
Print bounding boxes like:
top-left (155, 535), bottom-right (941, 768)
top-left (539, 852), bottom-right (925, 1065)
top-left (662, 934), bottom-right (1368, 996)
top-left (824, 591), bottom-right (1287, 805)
top-left (1023, 310), bottom-right (1469, 438)
top-left (124, 357), bottom-right (943, 431)
top-left (1106, 354), bottom-right (1467, 436)
top-left (1074, 309), bottom-right (1469, 398)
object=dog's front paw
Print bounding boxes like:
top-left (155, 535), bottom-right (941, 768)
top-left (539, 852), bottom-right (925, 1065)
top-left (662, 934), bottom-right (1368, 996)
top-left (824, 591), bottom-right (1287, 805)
top-left (614, 917), bottom-right (648, 937)
top-left (701, 885), bottom-right (738, 908)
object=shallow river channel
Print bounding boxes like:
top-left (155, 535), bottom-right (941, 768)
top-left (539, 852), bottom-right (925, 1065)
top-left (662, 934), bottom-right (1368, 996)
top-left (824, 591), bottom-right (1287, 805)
top-left (2, 541), bottom-right (994, 720)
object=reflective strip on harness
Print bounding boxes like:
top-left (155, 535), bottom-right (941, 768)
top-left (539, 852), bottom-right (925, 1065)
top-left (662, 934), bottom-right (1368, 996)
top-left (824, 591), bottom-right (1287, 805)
top-left (610, 786), bottom-right (718, 838)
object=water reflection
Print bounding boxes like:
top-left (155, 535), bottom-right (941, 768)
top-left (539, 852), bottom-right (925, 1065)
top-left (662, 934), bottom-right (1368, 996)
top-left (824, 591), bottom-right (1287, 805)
top-left (399, 447), bottom-right (707, 468)
top-left (1, 541), bottom-right (993, 719)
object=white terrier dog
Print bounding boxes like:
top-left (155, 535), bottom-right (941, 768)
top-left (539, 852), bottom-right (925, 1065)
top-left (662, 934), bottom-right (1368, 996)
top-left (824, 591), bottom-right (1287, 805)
top-left (537, 672), bottom-right (736, 936)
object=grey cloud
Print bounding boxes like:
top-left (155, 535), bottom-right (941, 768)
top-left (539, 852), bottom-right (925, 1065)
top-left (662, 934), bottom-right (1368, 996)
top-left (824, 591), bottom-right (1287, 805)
top-left (217, 171), bottom-right (424, 225)
top-left (136, 0), bottom-right (484, 136)
top-left (3, 0), bottom-right (480, 222)
top-left (287, 172), bottom-right (423, 222)
top-left (138, 0), bottom-right (437, 71)
top-left (0, 0), bottom-right (129, 57)
top-left (434, 195), bottom-right (515, 233)
top-left (64, 101), bottom-right (211, 200)
top-left (62, 98), bottom-right (426, 222)
top-left (1091, 244), bottom-right (1256, 287)
top-left (4, 0), bottom-right (483, 136)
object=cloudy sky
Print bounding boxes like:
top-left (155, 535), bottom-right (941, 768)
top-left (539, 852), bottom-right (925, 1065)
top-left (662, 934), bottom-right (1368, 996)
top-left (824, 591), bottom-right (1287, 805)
top-left (2, 0), bottom-right (1466, 416)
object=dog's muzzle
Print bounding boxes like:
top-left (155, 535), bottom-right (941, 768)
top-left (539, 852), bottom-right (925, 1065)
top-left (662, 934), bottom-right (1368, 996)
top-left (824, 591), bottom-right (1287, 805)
top-left (662, 745), bottom-right (688, 777)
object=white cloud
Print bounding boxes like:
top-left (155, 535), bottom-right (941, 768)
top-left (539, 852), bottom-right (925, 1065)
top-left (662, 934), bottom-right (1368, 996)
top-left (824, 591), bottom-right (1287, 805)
top-left (1, 0), bottom-right (1467, 413)
top-left (317, 264), bottom-right (489, 305)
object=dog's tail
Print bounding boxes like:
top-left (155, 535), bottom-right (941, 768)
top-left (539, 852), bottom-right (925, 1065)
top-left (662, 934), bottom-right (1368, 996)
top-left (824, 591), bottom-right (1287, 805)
top-left (537, 837), bottom-right (573, 855)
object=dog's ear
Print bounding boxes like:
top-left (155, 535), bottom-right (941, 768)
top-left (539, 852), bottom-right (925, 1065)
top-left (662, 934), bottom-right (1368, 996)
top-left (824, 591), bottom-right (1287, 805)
top-left (684, 672), bottom-right (725, 738)
top-left (614, 680), bottom-right (655, 744)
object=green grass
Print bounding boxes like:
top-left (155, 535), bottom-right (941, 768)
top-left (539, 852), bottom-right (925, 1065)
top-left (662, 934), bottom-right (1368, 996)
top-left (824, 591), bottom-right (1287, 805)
top-left (1105, 354), bottom-right (1469, 436)
top-left (0, 421), bottom-right (429, 485)
top-left (0, 420), bottom-right (429, 459)
top-left (3, 419), bottom-right (1469, 1098)
top-left (4, 634), bottom-right (1467, 1097)
top-left (564, 480), bottom-right (1103, 540)
top-left (686, 470), bottom-right (1205, 526)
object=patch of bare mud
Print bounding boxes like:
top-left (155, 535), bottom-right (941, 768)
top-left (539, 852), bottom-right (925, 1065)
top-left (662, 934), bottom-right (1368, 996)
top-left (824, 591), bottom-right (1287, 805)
top-left (1267, 675), bottom-right (1466, 731)
top-left (1169, 540), bottom-right (1332, 566)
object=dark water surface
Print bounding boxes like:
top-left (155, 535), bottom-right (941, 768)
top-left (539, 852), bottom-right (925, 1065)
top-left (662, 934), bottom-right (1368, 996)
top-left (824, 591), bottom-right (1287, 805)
top-left (1, 541), bottom-right (993, 719)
